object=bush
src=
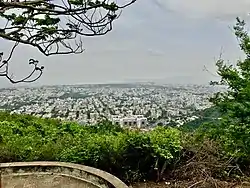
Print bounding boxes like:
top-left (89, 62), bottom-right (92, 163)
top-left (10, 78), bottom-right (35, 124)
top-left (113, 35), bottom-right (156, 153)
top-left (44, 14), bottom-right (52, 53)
top-left (0, 112), bottom-right (182, 183)
top-left (195, 121), bottom-right (250, 163)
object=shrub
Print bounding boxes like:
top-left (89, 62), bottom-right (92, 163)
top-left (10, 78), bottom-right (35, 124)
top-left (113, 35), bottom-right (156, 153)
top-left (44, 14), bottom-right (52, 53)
top-left (0, 112), bottom-right (182, 182)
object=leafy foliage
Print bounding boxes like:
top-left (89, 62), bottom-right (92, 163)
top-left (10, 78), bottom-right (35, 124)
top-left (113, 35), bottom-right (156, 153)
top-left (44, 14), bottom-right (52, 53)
top-left (200, 18), bottom-right (250, 161)
top-left (182, 106), bottom-right (221, 131)
top-left (210, 18), bottom-right (250, 125)
top-left (0, 111), bottom-right (181, 182)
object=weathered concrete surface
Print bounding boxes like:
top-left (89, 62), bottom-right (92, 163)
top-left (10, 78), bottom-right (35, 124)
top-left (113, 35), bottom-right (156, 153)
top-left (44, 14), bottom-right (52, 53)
top-left (3, 174), bottom-right (97, 188)
top-left (0, 162), bottom-right (128, 188)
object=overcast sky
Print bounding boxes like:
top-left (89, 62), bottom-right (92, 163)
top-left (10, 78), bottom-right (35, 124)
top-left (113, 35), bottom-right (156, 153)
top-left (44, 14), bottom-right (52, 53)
top-left (1, 0), bottom-right (250, 88)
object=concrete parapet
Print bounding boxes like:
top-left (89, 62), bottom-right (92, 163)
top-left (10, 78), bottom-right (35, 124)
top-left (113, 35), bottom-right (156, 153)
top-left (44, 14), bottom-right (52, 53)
top-left (0, 161), bottom-right (128, 188)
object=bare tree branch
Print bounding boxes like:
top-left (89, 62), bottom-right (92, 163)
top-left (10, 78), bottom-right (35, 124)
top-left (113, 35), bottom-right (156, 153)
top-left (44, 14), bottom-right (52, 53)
top-left (0, 43), bottom-right (44, 83)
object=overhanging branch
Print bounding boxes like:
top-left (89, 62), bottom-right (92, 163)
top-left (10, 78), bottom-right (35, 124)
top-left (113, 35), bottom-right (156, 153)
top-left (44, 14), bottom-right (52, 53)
top-left (0, 42), bottom-right (44, 83)
top-left (0, 0), bottom-right (137, 56)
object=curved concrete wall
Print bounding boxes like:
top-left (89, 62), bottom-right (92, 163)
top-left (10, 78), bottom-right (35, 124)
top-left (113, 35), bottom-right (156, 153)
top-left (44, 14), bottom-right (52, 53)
top-left (0, 161), bottom-right (129, 188)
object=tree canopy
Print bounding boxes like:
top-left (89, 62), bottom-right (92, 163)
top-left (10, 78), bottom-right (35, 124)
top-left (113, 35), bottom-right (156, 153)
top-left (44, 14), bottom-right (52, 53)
top-left (201, 18), bottom-right (250, 159)
top-left (0, 0), bottom-right (136, 83)
top-left (210, 18), bottom-right (250, 125)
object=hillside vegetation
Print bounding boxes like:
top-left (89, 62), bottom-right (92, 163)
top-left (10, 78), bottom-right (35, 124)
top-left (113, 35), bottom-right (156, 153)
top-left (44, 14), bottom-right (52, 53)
top-left (0, 111), bottom-right (181, 183)
top-left (0, 109), bottom-right (250, 186)
top-left (181, 106), bottom-right (221, 131)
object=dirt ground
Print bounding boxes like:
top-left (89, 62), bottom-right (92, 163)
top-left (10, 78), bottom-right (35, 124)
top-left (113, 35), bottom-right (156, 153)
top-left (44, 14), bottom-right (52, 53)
top-left (132, 180), bottom-right (250, 188)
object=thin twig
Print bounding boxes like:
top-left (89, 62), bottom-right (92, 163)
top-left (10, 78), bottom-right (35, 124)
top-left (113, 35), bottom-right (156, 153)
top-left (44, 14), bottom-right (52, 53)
top-left (187, 180), bottom-right (204, 188)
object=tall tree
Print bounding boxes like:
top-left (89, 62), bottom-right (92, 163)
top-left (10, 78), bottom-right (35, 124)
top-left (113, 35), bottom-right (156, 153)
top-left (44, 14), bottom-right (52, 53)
top-left (208, 18), bottom-right (250, 159)
top-left (210, 17), bottom-right (250, 125)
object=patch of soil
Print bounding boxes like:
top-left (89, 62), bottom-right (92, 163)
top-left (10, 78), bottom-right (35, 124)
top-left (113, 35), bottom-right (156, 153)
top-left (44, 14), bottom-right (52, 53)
top-left (132, 180), bottom-right (250, 188)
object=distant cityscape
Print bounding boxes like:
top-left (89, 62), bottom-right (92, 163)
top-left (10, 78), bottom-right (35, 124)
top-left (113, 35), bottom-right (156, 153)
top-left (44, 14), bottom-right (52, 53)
top-left (0, 83), bottom-right (224, 128)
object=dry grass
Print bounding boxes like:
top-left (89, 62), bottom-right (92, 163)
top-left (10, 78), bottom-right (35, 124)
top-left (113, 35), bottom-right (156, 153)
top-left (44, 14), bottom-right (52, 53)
top-left (132, 180), bottom-right (250, 188)
top-left (132, 139), bottom-right (250, 188)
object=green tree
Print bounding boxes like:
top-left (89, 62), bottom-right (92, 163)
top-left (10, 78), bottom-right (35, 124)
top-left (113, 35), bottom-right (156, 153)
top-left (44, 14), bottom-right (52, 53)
top-left (210, 18), bottom-right (250, 124)
top-left (207, 17), bottom-right (250, 159)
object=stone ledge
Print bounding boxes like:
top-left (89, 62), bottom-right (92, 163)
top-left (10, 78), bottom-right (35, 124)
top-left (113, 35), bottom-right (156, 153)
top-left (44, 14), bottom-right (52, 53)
top-left (0, 161), bottom-right (128, 188)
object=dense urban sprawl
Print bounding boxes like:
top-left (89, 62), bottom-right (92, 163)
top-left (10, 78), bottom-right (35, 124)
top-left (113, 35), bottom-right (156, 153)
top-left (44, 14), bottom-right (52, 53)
top-left (0, 83), bottom-right (223, 128)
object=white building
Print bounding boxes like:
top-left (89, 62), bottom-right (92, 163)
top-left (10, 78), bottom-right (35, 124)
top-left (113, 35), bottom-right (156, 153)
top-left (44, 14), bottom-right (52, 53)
top-left (111, 115), bottom-right (147, 129)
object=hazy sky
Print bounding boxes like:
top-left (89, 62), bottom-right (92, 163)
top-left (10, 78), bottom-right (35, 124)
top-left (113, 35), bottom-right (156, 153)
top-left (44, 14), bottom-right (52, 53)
top-left (1, 0), bottom-right (250, 88)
